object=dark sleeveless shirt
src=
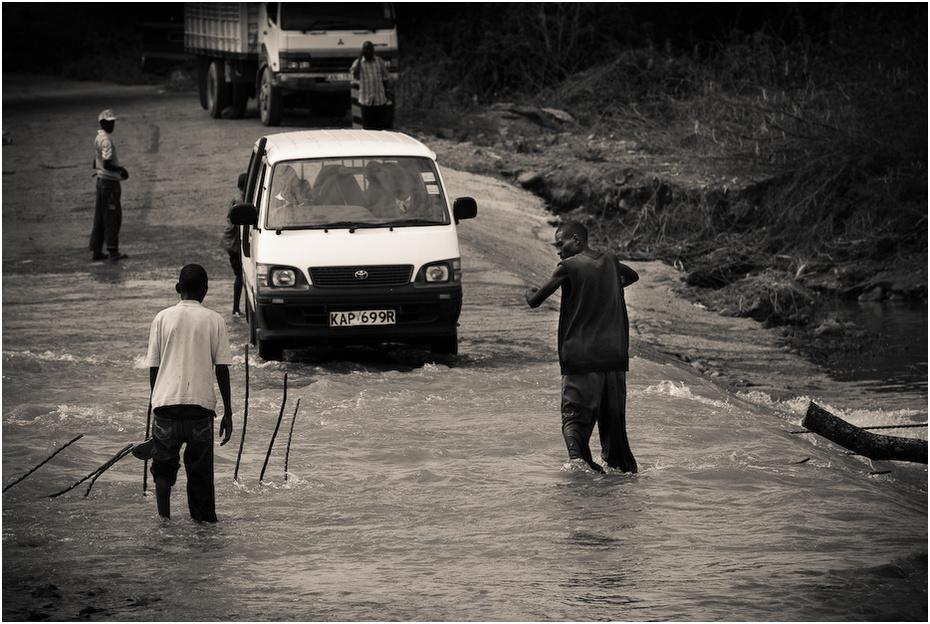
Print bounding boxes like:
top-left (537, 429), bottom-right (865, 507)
top-left (557, 251), bottom-right (638, 374)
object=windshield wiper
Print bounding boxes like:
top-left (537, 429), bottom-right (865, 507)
top-left (387, 219), bottom-right (445, 227)
top-left (322, 221), bottom-right (382, 233)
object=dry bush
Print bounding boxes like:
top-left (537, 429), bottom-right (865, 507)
top-left (696, 270), bottom-right (817, 326)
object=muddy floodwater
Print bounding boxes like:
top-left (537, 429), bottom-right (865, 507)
top-left (2, 77), bottom-right (927, 621)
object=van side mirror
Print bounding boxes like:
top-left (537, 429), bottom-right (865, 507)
top-left (229, 202), bottom-right (258, 226)
top-left (453, 197), bottom-right (477, 223)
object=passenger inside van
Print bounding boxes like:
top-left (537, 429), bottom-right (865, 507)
top-left (314, 165), bottom-right (366, 207)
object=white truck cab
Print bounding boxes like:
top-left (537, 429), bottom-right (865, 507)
top-left (230, 129), bottom-right (477, 360)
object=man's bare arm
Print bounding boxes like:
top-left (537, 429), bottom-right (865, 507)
top-left (525, 266), bottom-right (568, 308)
top-left (215, 365), bottom-right (233, 445)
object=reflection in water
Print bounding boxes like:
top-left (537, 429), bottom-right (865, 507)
top-left (819, 299), bottom-right (928, 392)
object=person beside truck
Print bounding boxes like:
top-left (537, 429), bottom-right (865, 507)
top-left (350, 41), bottom-right (394, 130)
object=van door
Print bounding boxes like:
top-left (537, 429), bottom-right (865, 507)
top-left (242, 157), bottom-right (268, 319)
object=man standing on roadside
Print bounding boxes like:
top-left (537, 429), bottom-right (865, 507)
top-left (90, 109), bottom-right (129, 262)
top-left (525, 220), bottom-right (639, 474)
top-left (141, 264), bottom-right (234, 522)
top-left (350, 41), bottom-right (393, 129)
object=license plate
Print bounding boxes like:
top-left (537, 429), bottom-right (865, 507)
top-left (329, 310), bottom-right (396, 327)
top-left (326, 73), bottom-right (350, 82)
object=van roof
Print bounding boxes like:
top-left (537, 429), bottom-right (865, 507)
top-left (260, 129), bottom-right (437, 163)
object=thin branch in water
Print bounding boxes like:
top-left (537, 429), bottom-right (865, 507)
top-left (260, 371), bottom-right (288, 484)
top-left (284, 398), bottom-right (301, 481)
top-left (3, 434), bottom-right (84, 493)
top-left (47, 444), bottom-right (133, 498)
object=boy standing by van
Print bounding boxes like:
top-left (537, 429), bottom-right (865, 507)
top-left (143, 264), bottom-right (234, 522)
top-left (525, 221), bottom-right (639, 474)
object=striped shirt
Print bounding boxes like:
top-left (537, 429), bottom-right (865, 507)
top-left (350, 56), bottom-right (390, 106)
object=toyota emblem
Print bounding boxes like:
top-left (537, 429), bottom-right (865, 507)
top-left (354, 270), bottom-right (369, 281)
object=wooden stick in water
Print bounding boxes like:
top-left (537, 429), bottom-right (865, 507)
top-left (234, 344), bottom-right (250, 482)
top-left (284, 398), bottom-right (301, 481)
top-left (259, 371), bottom-right (288, 483)
top-left (85, 445), bottom-right (134, 497)
top-left (3, 434), bottom-right (84, 493)
top-left (48, 443), bottom-right (133, 498)
top-left (142, 402), bottom-right (152, 495)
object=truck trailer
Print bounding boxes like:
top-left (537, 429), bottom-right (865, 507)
top-left (185, 2), bottom-right (398, 125)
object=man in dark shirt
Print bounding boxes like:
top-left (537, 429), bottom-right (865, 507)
top-left (525, 220), bottom-right (639, 473)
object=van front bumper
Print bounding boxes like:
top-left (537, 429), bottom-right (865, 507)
top-left (252, 284), bottom-right (462, 347)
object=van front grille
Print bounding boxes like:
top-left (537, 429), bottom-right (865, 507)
top-left (309, 265), bottom-right (413, 288)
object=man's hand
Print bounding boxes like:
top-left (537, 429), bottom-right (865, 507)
top-left (524, 286), bottom-right (539, 306)
top-left (119, 167), bottom-right (129, 180)
top-left (219, 412), bottom-right (233, 446)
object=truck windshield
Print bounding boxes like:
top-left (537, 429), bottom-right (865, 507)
top-left (265, 157), bottom-right (450, 230)
top-left (279, 3), bottom-right (395, 32)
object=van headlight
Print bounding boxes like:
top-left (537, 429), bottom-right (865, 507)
top-left (272, 268), bottom-right (297, 287)
top-left (425, 264), bottom-right (450, 283)
top-left (257, 264), bottom-right (308, 290)
top-left (418, 259), bottom-right (461, 284)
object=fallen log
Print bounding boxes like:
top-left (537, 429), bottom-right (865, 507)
top-left (802, 402), bottom-right (928, 464)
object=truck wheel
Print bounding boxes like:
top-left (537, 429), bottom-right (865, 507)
top-left (259, 67), bottom-right (283, 126)
top-left (197, 57), bottom-right (209, 109)
top-left (207, 60), bottom-right (231, 119)
top-left (430, 333), bottom-right (458, 355)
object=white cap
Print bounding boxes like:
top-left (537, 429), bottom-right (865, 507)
top-left (98, 109), bottom-right (118, 122)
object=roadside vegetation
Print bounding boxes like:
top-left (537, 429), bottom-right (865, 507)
top-left (393, 3), bottom-right (927, 368)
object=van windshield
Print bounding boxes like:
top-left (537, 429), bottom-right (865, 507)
top-left (265, 157), bottom-right (450, 230)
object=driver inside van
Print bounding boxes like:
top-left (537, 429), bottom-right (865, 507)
top-left (268, 165), bottom-right (317, 228)
top-left (274, 165), bottom-right (315, 206)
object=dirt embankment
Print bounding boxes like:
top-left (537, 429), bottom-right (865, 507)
top-left (393, 102), bottom-right (926, 373)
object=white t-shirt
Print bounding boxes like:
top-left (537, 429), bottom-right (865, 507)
top-left (145, 300), bottom-right (233, 411)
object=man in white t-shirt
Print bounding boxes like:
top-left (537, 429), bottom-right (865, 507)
top-left (143, 264), bottom-right (233, 522)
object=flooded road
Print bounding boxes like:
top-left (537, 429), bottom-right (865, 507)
top-left (2, 77), bottom-right (926, 621)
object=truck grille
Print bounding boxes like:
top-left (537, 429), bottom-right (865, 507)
top-left (310, 265), bottom-right (413, 287)
top-left (279, 55), bottom-right (354, 74)
top-left (307, 57), bottom-right (353, 73)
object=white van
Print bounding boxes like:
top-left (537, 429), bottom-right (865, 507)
top-left (229, 129), bottom-right (477, 360)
